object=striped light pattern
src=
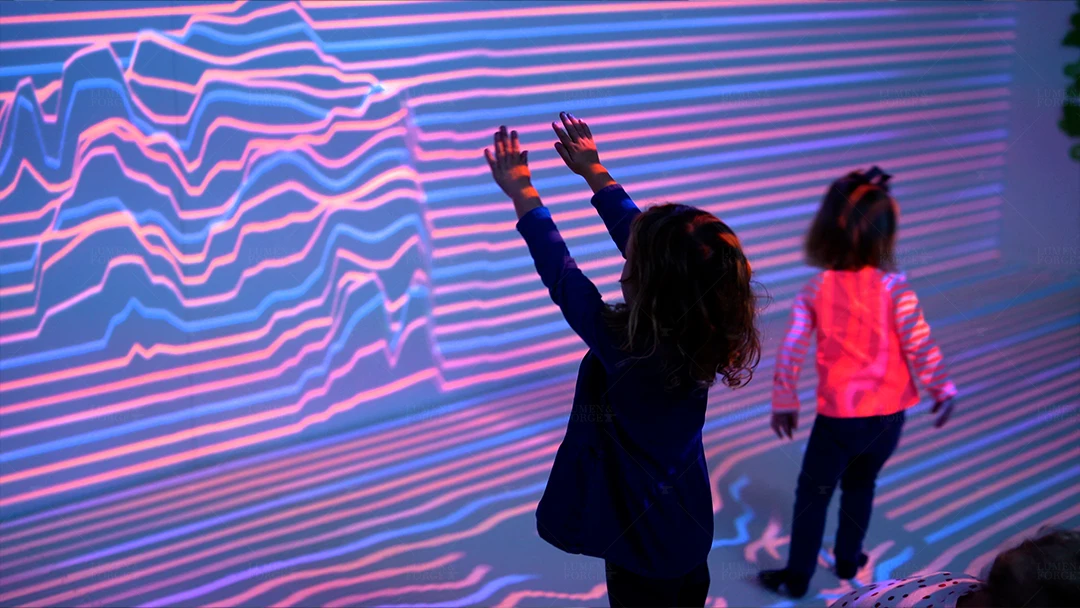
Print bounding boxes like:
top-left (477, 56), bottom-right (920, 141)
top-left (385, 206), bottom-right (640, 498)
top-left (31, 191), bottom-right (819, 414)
top-left (2, 1), bottom-right (1076, 605)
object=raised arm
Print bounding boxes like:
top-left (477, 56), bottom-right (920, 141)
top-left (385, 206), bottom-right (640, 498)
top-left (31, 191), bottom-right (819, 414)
top-left (552, 112), bottom-right (640, 257)
top-left (485, 125), bottom-right (620, 364)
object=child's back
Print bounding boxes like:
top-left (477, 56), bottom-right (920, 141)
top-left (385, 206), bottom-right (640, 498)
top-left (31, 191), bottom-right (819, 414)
top-left (761, 167), bottom-right (959, 599)
top-left (485, 114), bottom-right (761, 607)
top-left (775, 266), bottom-right (956, 419)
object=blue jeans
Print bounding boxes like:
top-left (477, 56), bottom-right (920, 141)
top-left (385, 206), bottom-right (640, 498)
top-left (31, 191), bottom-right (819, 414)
top-left (786, 411), bottom-right (906, 577)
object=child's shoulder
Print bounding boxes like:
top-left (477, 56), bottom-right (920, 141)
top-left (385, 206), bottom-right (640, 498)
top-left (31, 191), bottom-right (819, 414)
top-left (879, 269), bottom-right (910, 292)
top-left (812, 268), bottom-right (912, 295)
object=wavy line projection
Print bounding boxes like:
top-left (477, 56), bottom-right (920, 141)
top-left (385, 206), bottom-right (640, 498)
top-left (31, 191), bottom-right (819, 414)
top-left (1, 1), bottom-right (1076, 605)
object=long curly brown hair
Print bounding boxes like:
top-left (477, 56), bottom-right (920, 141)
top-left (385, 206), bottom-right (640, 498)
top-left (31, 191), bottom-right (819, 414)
top-left (603, 203), bottom-right (761, 390)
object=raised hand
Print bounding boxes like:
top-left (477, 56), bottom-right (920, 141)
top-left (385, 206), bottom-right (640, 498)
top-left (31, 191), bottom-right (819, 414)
top-left (771, 411), bottom-right (798, 440)
top-left (552, 112), bottom-right (615, 193)
top-left (484, 125), bottom-right (542, 218)
top-left (552, 112), bottom-right (601, 175)
top-left (931, 397), bottom-right (955, 428)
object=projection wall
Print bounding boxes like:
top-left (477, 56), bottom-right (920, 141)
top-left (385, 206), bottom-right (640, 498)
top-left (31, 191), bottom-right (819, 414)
top-left (0, 1), bottom-right (1015, 517)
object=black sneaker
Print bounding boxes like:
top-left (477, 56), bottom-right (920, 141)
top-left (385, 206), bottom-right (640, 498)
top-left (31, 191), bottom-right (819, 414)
top-left (834, 553), bottom-right (869, 579)
top-left (758, 569), bottom-right (810, 598)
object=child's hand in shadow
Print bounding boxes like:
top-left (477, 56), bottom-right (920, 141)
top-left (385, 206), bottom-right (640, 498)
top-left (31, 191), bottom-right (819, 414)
top-left (771, 411), bottom-right (798, 440)
top-left (552, 112), bottom-right (602, 176)
top-left (931, 397), bottom-right (955, 428)
top-left (484, 125), bottom-right (541, 217)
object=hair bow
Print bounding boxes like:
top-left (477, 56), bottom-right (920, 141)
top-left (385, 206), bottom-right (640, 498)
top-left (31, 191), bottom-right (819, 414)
top-left (839, 166), bottom-right (893, 229)
top-left (860, 165), bottom-right (892, 190)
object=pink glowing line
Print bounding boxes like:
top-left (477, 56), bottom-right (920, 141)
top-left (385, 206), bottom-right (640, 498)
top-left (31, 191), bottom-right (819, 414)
top-left (0, 110), bottom-right (411, 205)
top-left (314, 563), bottom-right (493, 608)
top-left (212, 501), bottom-right (538, 607)
top-left (432, 148), bottom-right (1006, 268)
top-left (495, 583), bottom-right (609, 608)
top-left (0, 337), bottom-right (618, 506)
top-left (19, 438), bottom-right (559, 605)
top-left (0, 317), bottom-right (435, 504)
top-left (0, 158), bottom-right (421, 279)
top-left (889, 378), bottom-right (1080, 468)
top-left (921, 487), bottom-right (1080, 574)
top-left (433, 255), bottom-right (622, 305)
top-left (427, 110), bottom-right (1009, 231)
top-left (422, 85), bottom-right (1011, 188)
top-left (0, 414), bottom-right (557, 600)
top-left (707, 370), bottom-right (1078, 518)
top-left (0, 175), bottom-right (424, 322)
top-left (703, 340), bottom-right (1080, 515)
top-left (877, 426), bottom-right (1069, 509)
top-left (430, 210), bottom-right (1003, 339)
top-left (2, 321), bottom-right (1062, 596)
top-left (963, 502), bottom-right (1080, 576)
top-left (0, 21), bottom-right (1011, 122)
top-left (90, 452), bottom-right (551, 606)
top-left (0, 384), bottom-right (572, 555)
top-left (386, 33), bottom-right (1013, 93)
top-left (4, 313), bottom-right (1058, 604)
top-left (11, 109), bottom-right (408, 202)
top-left (0, 1), bottom-right (245, 25)
top-left (431, 137), bottom-right (1009, 234)
top-left (696, 316), bottom-right (1060, 506)
top-left (0, 264), bottom-right (425, 431)
top-left (0, 1), bottom-right (545, 49)
top-left (407, 46), bottom-right (1013, 109)
top-left (227, 349), bottom-right (1071, 604)
top-left (436, 249), bottom-right (1003, 398)
top-left (0, 251), bottom-right (428, 423)
top-left (1, 1), bottom-right (1006, 50)
top-left (904, 446), bottom-right (1079, 530)
top-left (443, 335), bottom-right (585, 370)
top-left (418, 80), bottom-right (1007, 159)
top-left (0, 95), bottom-right (1002, 330)
top-left (137, 33), bottom-right (1009, 118)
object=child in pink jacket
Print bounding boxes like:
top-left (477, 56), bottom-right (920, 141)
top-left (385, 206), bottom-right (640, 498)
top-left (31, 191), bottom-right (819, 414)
top-left (760, 167), bottom-right (958, 597)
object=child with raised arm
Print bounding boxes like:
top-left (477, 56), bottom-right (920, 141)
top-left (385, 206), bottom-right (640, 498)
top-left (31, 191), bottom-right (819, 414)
top-left (759, 167), bottom-right (959, 598)
top-left (484, 114), bottom-right (761, 608)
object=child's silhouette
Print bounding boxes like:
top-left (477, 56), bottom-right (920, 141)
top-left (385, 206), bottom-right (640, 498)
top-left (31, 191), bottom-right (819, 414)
top-left (760, 167), bottom-right (958, 598)
top-left (485, 114), bottom-right (761, 608)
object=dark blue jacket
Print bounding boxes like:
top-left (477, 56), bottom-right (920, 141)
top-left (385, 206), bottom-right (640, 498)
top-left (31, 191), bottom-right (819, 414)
top-left (516, 185), bottom-right (714, 579)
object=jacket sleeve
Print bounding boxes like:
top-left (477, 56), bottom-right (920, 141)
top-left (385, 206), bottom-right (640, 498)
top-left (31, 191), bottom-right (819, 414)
top-left (590, 184), bottom-right (641, 258)
top-left (772, 278), bottom-right (819, 413)
top-left (888, 274), bottom-right (959, 403)
top-left (517, 206), bottom-right (621, 364)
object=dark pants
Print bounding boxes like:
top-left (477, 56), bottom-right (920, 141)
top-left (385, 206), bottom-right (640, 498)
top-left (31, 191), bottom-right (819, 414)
top-left (605, 560), bottom-right (710, 607)
top-left (786, 411), bottom-right (905, 577)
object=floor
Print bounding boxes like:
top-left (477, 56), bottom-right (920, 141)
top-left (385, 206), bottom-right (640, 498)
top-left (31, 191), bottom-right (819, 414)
top-left (1, 267), bottom-right (1077, 607)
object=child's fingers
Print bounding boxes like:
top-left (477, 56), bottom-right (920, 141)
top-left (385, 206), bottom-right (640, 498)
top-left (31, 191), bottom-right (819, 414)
top-left (576, 116), bottom-right (593, 140)
top-left (483, 148), bottom-right (496, 171)
top-left (552, 121), bottom-right (573, 148)
top-left (568, 113), bottom-right (590, 139)
top-left (494, 130), bottom-right (506, 166)
top-left (554, 142), bottom-right (572, 166)
top-left (935, 403), bottom-right (954, 428)
top-left (520, 150), bottom-right (528, 165)
top-left (510, 130), bottom-right (520, 155)
top-left (501, 126), bottom-right (511, 166)
top-left (560, 112), bottom-right (580, 142)
top-left (499, 126), bottom-right (509, 160)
